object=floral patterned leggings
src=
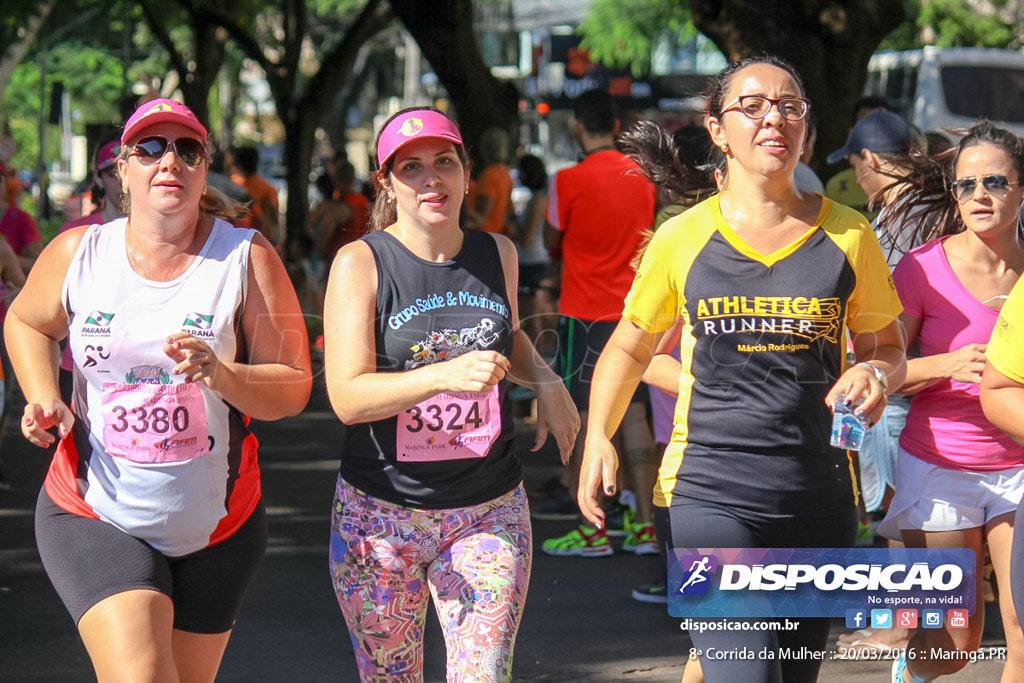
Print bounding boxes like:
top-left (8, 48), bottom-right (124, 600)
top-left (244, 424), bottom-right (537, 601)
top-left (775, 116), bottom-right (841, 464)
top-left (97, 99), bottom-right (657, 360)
top-left (329, 478), bottom-right (532, 682)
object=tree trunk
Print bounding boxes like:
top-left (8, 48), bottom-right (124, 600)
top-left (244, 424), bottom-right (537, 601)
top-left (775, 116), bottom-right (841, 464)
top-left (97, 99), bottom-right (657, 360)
top-left (178, 22), bottom-right (227, 127)
top-left (138, 1), bottom-right (227, 128)
top-left (691, 0), bottom-right (905, 173)
top-left (390, 0), bottom-right (519, 170)
top-left (175, 0), bottom-right (391, 251)
top-left (282, 105), bottom-right (315, 254)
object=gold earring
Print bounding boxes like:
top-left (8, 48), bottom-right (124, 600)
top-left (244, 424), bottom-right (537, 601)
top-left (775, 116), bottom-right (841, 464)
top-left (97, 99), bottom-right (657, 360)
top-left (721, 144), bottom-right (730, 154)
top-left (202, 185), bottom-right (208, 196)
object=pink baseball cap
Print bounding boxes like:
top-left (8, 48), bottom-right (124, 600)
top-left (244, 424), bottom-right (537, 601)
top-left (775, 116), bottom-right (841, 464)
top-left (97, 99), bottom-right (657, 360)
top-left (121, 98), bottom-right (208, 145)
top-left (375, 109), bottom-right (464, 168)
top-left (95, 141), bottom-right (121, 170)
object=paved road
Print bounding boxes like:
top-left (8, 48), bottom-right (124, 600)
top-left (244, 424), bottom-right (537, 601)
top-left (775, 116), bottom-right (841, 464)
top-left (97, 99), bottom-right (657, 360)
top-left (0, 388), bottom-right (1008, 681)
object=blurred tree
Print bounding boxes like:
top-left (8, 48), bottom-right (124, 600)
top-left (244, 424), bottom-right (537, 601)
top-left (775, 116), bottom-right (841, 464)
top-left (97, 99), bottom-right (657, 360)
top-left (2, 1), bottom-right (127, 171)
top-left (579, 0), bottom-right (696, 77)
top-left (0, 0), bottom-right (58, 105)
top-left (136, 0), bottom-right (236, 127)
top-left (389, 0), bottom-right (519, 171)
top-left (174, 0), bottom-right (394, 245)
top-left (691, 1), bottom-right (905, 171)
top-left (898, 0), bottom-right (1016, 49)
top-left (579, 1), bottom-right (905, 171)
top-left (580, 1), bottom-right (1020, 168)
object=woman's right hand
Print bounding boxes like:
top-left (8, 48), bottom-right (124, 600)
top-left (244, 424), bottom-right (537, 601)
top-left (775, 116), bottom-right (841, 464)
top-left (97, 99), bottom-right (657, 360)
top-left (22, 399), bottom-right (74, 448)
top-left (945, 343), bottom-right (987, 383)
top-left (577, 434), bottom-right (620, 529)
top-left (439, 350), bottom-right (510, 393)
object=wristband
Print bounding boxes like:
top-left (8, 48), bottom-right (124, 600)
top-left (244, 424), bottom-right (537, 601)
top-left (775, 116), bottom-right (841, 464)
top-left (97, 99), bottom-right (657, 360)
top-left (856, 361), bottom-right (888, 394)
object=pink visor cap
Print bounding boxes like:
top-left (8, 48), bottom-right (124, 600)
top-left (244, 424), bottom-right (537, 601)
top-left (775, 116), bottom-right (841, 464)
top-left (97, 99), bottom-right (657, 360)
top-left (376, 109), bottom-right (464, 168)
top-left (95, 141), bottom-right (121, 170)
top-left (121, 98), bottom-right (208, 145)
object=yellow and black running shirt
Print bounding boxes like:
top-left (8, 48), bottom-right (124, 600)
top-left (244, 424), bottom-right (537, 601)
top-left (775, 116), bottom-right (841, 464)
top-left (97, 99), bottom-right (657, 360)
top-left (624, 195), bottom-right (902, 515)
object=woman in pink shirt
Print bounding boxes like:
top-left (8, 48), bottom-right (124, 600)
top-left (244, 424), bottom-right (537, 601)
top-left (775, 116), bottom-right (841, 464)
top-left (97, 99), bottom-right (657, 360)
top-left (880, 122), bottom-right (1024, 682)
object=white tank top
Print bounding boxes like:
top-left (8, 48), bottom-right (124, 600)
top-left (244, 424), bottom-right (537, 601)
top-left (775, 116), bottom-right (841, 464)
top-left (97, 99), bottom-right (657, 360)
top-left (59, 217), bottom-right (256, 556)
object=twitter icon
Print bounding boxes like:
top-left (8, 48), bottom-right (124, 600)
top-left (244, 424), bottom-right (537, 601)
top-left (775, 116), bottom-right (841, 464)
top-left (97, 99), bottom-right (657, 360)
top-left (871, 609), bottom-right (892, 629)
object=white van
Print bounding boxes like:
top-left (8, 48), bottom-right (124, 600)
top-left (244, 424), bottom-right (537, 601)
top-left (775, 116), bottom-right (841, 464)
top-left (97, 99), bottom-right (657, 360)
top-left (865, 46), bottom-right (1024, 140)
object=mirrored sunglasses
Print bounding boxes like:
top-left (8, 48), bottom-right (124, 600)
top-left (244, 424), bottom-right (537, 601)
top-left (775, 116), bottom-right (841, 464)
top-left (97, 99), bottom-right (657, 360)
top-left (950, 174), bottom-right (1018, 204)
top-left (131, 136), bottom-right (206, 168)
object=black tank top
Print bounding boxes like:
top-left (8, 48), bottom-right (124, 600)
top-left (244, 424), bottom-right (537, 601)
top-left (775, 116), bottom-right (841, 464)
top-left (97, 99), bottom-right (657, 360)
top-left (338, 228), bottom-right (521, 508)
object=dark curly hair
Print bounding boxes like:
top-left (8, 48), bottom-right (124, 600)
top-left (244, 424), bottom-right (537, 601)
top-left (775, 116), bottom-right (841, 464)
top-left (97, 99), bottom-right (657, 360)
top-left (879, 121), bottom-right (1024, 246)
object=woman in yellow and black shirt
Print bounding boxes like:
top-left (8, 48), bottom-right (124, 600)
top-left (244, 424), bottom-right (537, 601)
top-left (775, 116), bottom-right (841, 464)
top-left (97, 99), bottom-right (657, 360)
top-left (579, 56), bottom-right (906, 683)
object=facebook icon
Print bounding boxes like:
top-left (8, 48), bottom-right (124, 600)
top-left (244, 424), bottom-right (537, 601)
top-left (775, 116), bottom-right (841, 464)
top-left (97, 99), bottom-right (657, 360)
top-left (845, 609), bottom-right (866, 629)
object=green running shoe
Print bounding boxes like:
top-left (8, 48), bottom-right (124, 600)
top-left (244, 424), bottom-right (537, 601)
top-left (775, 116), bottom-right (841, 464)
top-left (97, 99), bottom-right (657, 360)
top-left (621, 522), bottom-right (658, 555)
top-left (541, 523), bottom-right (614, 557)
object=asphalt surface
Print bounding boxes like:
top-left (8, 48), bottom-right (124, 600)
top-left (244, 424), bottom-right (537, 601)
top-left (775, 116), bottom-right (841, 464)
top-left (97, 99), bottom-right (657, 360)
top-left (0, 384), bottom-right (1009, 681)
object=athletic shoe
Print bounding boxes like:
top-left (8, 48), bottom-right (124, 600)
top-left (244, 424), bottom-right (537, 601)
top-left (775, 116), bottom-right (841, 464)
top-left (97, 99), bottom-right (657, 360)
top-left (891, 651), bottom-right (929, 682)
top-left (541, 524), bottom-right (614, 557)
top-left (530, 490), bottom-right (579, 521)
top-left (631, 578), bottom-right (668, 604)
top-left (621, 522), bottom-right (658, 555)
top-left (603, 502), bottom-right (636, 538)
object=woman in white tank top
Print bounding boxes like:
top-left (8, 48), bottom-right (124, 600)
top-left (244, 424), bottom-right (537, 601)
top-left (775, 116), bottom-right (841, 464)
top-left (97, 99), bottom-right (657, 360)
top-left (5, 99), bottom-right (312, 682)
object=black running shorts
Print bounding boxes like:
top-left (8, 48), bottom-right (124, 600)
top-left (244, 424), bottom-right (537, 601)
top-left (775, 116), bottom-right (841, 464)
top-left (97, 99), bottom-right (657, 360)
top-left (35, 487), bottom-right (267, 633)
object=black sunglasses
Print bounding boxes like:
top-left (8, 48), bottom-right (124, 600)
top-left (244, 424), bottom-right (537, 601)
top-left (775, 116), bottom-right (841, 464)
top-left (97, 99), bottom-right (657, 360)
top-left (950, 174), bottom-right (1019, 204)
top-left (130, 136), bottom-right (206, 168)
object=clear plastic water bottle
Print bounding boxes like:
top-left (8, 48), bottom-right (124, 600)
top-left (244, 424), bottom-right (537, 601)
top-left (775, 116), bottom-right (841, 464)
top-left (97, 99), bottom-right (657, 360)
top-left (830, 394), bottom-right (866, 451)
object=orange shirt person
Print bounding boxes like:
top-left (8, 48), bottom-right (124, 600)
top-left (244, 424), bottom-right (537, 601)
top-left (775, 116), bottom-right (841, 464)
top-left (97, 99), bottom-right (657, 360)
top-left (464, 127), bottom-right (514, 234)
top-left (232, 146), bottom-right (281, 246)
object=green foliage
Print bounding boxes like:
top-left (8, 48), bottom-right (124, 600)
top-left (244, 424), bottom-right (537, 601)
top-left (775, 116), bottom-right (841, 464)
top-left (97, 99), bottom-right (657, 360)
top-left (919, 0), bottom-right (1016, 48)
top-left (880, 0), bottom-right (1017, 51)
top-left (3, 41), bottom-right (124, 169)
top-left (578, 0), bottom-right (695, 76)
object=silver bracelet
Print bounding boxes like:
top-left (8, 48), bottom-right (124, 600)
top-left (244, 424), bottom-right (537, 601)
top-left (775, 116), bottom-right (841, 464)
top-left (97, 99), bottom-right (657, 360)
top-left (856, 361), bottom-right (888, 394)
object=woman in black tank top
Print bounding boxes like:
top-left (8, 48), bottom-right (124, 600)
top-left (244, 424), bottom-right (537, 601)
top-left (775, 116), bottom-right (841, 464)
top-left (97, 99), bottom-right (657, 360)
top-left (323, 108), bottom-right (578, 681)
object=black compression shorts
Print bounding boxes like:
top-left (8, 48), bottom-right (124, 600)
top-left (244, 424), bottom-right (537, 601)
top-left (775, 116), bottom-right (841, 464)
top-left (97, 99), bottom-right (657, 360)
top-left (35, 487), bottom-right (267, 633)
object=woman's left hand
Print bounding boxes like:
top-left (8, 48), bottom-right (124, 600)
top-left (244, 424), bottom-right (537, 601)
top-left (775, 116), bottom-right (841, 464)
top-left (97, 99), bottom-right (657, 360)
top-left (164, 332), bottom-right (224, 389)
top-left (531, 379), bottom-right (580, 465)
top-left (825, 364), bottom-right (887, 427)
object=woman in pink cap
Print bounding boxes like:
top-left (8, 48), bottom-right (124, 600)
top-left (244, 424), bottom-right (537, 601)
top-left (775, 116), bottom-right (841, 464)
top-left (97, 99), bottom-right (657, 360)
top-left (324, 107), bottom-right (578, 681)
top-left (59, 140), bottom-right (127, 233)
top-left (5, 98), bottom-right (312, 681)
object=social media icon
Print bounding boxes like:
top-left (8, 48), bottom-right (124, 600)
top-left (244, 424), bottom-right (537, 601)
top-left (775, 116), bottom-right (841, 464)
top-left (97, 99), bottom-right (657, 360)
top-left (896, 609), bottom-right (918, 628)
top-left (845, 609), bottom-right (866, 629)
top-left (948, 609), bottom-right (969, 629)
top-left (871, 609), bottom-right (892, 629)
top-left (922, 609), bottom-right (943, 628)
